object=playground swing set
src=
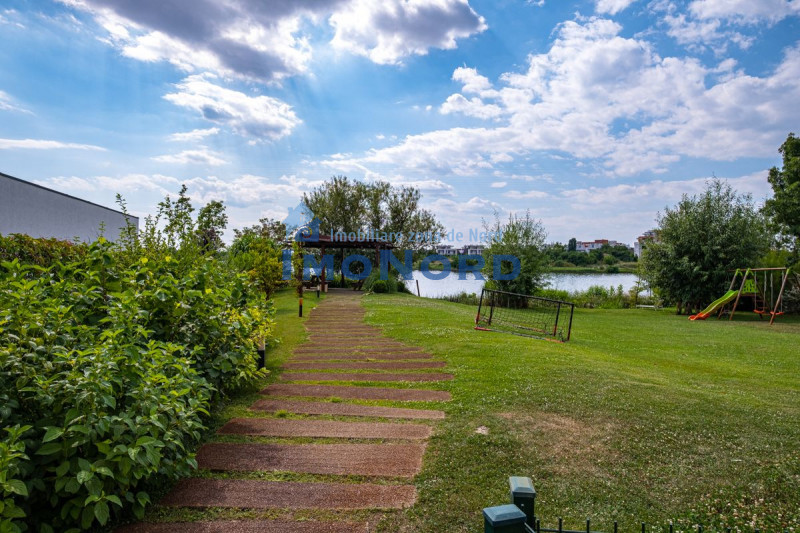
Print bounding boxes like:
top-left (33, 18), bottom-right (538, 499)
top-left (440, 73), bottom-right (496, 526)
top-left (689, 267), bottom-right (792, 325)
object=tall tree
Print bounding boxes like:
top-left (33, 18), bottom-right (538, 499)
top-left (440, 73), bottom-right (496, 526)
top-left (642, 180), bottom-right (769, 314)
top-left (233, 217), bottom-right (287, 243)
top-left (302, 176), bottom-right (444, 251)
top-left (567, 237), bottom-right (577, 252)
top-left (196, 200), bottom-right (228, 252)
top-left (763, 133), bottom-right (800, 255)
top-left (482, 210), bottom-right (548, 296)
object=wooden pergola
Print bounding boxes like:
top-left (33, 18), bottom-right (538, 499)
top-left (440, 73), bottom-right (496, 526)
top-left (293, 234), bottom-right (395, 291)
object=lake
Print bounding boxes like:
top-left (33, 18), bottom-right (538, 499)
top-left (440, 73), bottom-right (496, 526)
top-left (403, 270), bottom-right (643, 298)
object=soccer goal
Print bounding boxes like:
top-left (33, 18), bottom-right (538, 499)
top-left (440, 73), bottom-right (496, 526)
top-left (475, 288), bottom-right (575, 342)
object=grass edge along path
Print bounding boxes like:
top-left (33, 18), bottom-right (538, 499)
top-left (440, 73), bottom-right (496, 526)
top-left (360, 293), bottom-right (800, 533)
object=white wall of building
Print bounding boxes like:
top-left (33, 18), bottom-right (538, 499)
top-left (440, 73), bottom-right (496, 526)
top-left (0, 172), bottom-right (138, 243)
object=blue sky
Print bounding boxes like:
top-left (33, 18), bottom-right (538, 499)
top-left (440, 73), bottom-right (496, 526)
top-left (1, 0), bottom-right (799, 246)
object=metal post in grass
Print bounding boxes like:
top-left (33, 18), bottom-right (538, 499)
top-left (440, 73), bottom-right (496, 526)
top-left (257, 337), bottom-right (266, 370)
top-left (477, 288), bottom-right (485, 324)
top-left (509, 476), bottom-right (536, 527)
top-left (566, 303), bottom-right (574, 342)
top-left (483, 504), bottom-right (527, 533)
top-left (488, 290), bottom-right (496, 325)
top-left (554, 301), bottom-right (562, 337)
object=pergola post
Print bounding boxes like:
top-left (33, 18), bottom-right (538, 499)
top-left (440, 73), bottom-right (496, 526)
top-left (321, 244), bottom-right (327, 292)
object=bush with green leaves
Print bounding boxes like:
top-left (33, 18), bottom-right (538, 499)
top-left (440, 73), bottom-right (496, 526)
top-left (0, 234), bottom-right (85, 268)
top-left (642, 180), bottom-right (769, 314)
top-left (0, 236), bottom-right (272, 531)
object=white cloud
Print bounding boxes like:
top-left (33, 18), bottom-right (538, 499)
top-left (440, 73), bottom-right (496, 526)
top-left (152, 147), bottom-right (228, 166)
top-left (37, 174), bottom-right (180, 196)
top-left (688, 0), bottom-right (800, 24)
top-left (329, 0), bottom-right (487, 65)
top-left (595, 0), bottom-right (638, 15)
top-left (440, 94), bottom-right (503, 119)
top-left (504, 189), bottom-right (549, 199)
top-left (163, 75), bottom-right (300, 140)
top-left (490, 181), bottom-right (507, 188)
top-left (61, 0), bottom-right (487, 80)
top-left (168, 128), bottom-right (220, 142)
top-left (662, 13), bottom-right (753, 53)
top-left (181, 174), bottom-right (317, 207)
top-left (0, 138), bottom-right (106, 151)
top-left (0, 91), bottom-right (32, 114)
top-left (324, 17), bottom-right (800, 178)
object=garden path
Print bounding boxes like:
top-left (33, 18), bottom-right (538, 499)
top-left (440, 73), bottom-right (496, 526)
top-left (118, 289), bottom-right (449, 532)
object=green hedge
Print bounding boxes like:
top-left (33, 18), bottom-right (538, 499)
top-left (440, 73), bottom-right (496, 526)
top-left (0, 234), bottom-right (86, 267)
top-left (0, 239), bottom-right (272, 531)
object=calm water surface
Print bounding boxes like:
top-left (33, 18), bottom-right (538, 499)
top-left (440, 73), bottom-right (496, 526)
top-left (403, 270), bottom-right (642, 298)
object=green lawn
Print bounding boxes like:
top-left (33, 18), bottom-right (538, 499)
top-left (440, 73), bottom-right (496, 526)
top-left (362, 294), bottom-right (800, 532)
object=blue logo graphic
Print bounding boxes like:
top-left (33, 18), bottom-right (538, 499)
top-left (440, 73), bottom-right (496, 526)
top-left (294, 217), bottom-right (321, 242)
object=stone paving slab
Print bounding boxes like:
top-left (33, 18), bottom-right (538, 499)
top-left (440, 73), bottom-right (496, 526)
top-left (116, 520), bottom-right (368, 533)
top-left (159, 478), bottom-right (416, 510)
top-left (218, 418), bottom-right (432, 439)
top-left (294, 347), bottom-right (426, 354)
top-left (281, 372), bottom-right (453, 382)
top-left (261, 384), bottom-right (451, 402)
top-left (196, 443), bottom-right (425, 477)
top-left (300, 340), bottom-right (413, 346)
top-left (250, 399), bottom-right (446, 420)
top-left (290, 353), bottom-right (434, 361)
top-left (283, 361), bottom-right (446, 370)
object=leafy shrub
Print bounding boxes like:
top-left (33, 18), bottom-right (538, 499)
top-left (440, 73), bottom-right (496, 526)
top-left (362, 269), bottom-right (399, 293)
top-left (0, 237), bottom-right (271, 530)
top-left (0, 424), bottom-right (31, 532)
top-left (434, 291), bottom-right (481, 305)
top-left (536, 288), bottom-right (570, 301)
top-left (371, 280), bottom-right (388, 293)
top-left (0, 233), bottom-right (86, 269)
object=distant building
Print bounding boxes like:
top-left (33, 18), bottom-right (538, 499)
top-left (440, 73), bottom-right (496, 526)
top-left (435, 244), bottom-right (458, 256)
top-left (634, 230), bottom-right (658, 258)
top-left (434, 244), bottom-right (485, 256)
top-left (575, 239), bottom-right (617, 253)
top-left (0, 172), bottom-right (138, 243)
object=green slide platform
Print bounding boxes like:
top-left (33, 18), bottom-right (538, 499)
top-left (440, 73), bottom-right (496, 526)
top-left (689, 290), bottom-right (738, 321)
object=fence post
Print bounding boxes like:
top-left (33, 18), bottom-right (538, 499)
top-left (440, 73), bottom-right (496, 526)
top-left (483, 504), bottom-right (527, 533)
top-left (257, 338), bottom-right (266, 370)
top-left (509, 476), bottom-right (536, 527)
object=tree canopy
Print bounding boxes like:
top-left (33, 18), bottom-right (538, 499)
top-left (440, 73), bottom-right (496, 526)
top-left (763, 132), bottom-right (800, 255)
top-left (302, 176), bottom-right (444, 251)
top-left (641, 180), bottom-right (769, 314)
top-left (482, 210), bottom-right (548, 296)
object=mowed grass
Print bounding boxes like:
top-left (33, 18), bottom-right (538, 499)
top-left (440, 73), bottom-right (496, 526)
top-left (362, 294), bottom-right (800, 532)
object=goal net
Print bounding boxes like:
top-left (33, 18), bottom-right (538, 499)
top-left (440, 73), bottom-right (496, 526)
top-left (475, 288), bottom-right (575, 342)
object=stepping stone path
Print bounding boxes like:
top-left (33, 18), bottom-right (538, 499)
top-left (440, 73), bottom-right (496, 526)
top-left (122, 289), bottom-right (449, 532)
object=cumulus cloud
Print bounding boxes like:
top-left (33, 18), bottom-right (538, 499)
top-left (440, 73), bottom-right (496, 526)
top-left (595, 0), bottom-right (638, 15)
top-left (152, 147), bottom-right (228, 166)
top-left (168, 128), bottom-right (220, 142)
top-left (163, 75), bottom-right (301, 140)
top-left (688, 0), bottom-right (800, 24)
top-left (37, 174), bottom-right (180, 196)
top-left (180, 174), bottom-right (323, 207)
top-left (61, 0), bottom-right (486, 80)
top-left (324, 17), bottom-right (800, 178)
top-left (329, 0), bottom-right (487, 64)
top-left (661, 13), bottom-right (753, 53)
top-left (0, 138), bottom-right (106, 150)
